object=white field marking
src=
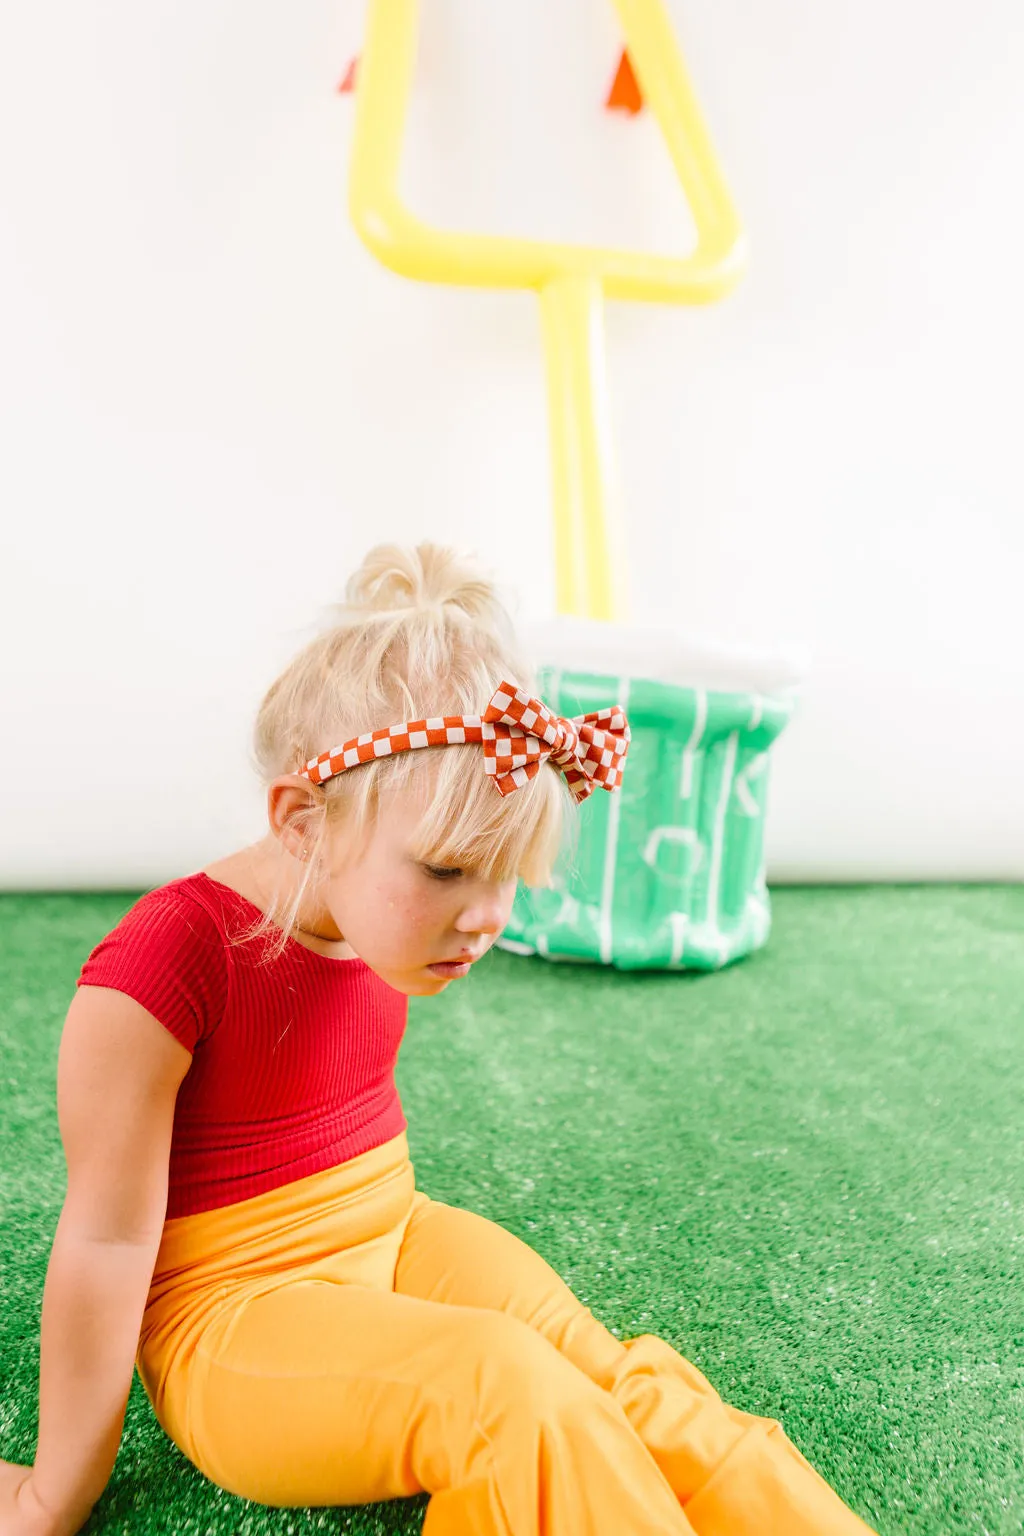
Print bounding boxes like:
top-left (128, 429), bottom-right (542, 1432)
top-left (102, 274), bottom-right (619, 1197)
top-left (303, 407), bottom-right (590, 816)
top-left (496, 937), bottom-right (536, 956)
top-left (734, 752), bottom-right (769, 816)
top-left (547, 886), bottom-right (582, 929)
top-left (747, 890), bottom-right (770, 947)
top-left (669, 910), bottom-right (689, 967)
top-left (679, 688), bottom-right (707, 800)
top-left (598, 677), bottom-right (630, 966)
top-left (706, 730), bottom-right (740, 931)
top-left (642, 825), bottom-right (704, 872)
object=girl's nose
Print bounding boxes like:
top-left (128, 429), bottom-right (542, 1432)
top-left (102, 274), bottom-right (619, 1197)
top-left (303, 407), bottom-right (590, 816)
top-left (455, 881), bottom-right (517, 936)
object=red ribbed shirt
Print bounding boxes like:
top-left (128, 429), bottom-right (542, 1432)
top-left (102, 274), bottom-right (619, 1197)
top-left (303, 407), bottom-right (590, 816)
top-left (76, 872), bottom-right (409, 1218)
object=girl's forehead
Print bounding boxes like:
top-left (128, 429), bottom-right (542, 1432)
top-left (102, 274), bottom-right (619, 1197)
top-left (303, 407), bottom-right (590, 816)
top-left (369, 781), bottom-right (434, 846)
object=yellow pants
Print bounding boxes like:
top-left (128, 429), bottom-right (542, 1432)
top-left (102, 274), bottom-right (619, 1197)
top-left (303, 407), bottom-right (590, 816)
top-left (137, 1132), bottom-right (877, 1535)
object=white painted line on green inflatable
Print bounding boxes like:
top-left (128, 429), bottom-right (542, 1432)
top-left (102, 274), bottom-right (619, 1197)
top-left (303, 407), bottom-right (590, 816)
top-left (746, 890), bottom-right (770, 949)
top-left (642, 826), bottom-right (704, 871)
top-left (679, 688), bottom-right (707, 799)
top-left (734, 751), bottom-right (769, 816)
top-left (706, 728), bottom-right (740, 939)
top-left (497, 937), bottom-right (535, 956)
top-left (598, 676), bottom-right (630, 966)
top-left (669, 910), bottom-right (688, 967)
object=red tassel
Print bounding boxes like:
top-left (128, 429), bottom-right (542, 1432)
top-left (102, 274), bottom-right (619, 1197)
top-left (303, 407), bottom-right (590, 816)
top-left (605, 48), bottom-right (643, 114)
top-left (337, 55), bottom-right (359, 94)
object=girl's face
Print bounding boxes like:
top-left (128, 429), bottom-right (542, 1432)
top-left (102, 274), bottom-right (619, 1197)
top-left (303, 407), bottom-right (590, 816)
top-left (322, 789), bottom-right (519, 996)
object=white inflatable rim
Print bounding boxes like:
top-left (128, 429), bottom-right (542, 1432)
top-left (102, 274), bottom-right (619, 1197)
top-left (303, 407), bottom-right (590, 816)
top-left (520, 617), bottom-right (809, 696)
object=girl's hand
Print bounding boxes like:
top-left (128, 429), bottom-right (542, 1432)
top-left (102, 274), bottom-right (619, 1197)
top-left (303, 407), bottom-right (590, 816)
top-left (0, 1462), bottom-right (82, 1536)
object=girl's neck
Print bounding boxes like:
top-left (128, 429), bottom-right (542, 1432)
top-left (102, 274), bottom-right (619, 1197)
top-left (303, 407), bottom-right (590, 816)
top-left (203, 839), bottom-right (357, 960)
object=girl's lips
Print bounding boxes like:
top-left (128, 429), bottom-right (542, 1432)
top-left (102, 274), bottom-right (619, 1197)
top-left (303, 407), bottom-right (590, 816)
top-left (427, 959), bottom-right (474, 978)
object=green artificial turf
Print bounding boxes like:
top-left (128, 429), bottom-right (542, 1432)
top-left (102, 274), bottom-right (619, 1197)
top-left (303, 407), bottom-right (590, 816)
top-left (1, 885), bottom-right (1022, 1535)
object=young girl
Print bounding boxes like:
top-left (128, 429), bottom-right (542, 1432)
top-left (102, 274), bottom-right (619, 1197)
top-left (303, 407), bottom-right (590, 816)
top-left (1, 545), bottom-right (878, 1536)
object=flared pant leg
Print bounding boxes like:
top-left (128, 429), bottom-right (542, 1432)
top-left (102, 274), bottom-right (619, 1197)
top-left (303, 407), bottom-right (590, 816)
top-left (395, 1193), bottom-right (878, 1536)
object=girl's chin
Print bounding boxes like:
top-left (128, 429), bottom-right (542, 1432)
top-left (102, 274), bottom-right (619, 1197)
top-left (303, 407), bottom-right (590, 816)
top-left (363, 959), bottom-right (458, 996)
top-left (380, 970), bottom-right (451, 996)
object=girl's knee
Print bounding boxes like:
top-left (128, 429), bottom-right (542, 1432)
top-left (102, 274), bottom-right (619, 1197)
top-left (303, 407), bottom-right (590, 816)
top-left (468, 1309), bottom-right (607, 1427)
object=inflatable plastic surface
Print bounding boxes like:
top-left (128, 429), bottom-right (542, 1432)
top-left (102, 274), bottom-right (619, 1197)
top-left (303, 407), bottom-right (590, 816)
top-left (499, 664), bottom-right (797, 971)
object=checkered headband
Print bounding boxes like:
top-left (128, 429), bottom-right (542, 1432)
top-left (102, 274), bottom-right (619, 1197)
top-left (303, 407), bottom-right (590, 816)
top-left (297, 680), bottom-right (630, 803)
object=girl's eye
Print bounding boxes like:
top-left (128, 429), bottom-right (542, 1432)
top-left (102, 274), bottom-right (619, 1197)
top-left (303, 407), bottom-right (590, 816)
top-left (424, 864), bottom-right (463, 881)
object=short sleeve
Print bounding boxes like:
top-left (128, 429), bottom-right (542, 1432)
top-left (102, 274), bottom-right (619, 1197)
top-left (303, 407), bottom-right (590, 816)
top-left (77, 889), bottom-right (229, 1055)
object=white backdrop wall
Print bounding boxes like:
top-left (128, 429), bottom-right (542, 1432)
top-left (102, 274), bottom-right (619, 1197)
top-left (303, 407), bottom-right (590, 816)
top-left (2, 0), bottom-right (1022, 886)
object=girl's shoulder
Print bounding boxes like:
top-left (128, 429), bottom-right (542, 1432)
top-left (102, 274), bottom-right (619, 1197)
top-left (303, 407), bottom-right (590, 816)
top-left (76, 874), bottom-right (233, 1053)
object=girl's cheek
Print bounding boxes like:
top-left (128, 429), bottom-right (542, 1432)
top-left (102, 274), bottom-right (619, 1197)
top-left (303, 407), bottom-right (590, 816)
top-left (386, 887), bottom-right (438, 930)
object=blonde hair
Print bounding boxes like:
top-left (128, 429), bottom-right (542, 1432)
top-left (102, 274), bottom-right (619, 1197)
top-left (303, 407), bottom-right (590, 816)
top-left (233, 543), bottom-right (575, 964)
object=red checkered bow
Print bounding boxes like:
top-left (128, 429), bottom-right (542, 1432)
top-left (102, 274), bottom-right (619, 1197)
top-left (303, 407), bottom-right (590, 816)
top-left (298, 680), bottom-right (631, 803)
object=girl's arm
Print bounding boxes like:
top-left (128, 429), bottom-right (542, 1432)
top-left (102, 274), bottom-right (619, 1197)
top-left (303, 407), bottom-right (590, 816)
top-left (25, 986), bottom-right (192, 1532)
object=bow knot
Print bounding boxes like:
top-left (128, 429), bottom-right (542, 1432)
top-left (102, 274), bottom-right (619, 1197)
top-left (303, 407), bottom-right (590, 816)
top-left (481, 681), bottom-right (630, 802)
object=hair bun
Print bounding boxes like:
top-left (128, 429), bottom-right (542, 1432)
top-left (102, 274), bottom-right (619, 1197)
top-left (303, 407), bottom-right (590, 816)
top-left (345, 542), bottom-right (502, 624)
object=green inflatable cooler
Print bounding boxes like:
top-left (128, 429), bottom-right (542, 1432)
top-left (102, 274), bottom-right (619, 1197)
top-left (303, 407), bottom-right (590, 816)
top-left (498, 619), bottom-right (805, 973)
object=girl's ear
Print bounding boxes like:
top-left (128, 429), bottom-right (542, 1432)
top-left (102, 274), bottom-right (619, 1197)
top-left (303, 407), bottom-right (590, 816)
top-left (266, 775), bottom-right (327, 863)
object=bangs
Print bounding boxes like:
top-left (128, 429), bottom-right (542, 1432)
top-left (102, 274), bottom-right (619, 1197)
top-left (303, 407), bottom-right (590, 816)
top-left (364, 745), bottom-right (576, 885)
top-left (414, 746), bottom-right (574, 884)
